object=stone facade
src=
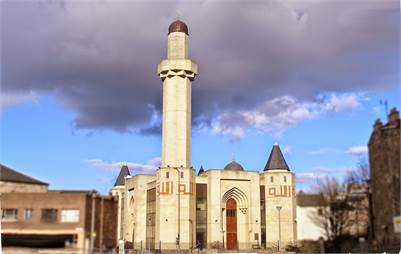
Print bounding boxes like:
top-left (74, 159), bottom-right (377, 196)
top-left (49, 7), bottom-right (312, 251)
top-left (368, 107), bottom-right (400, 249)
top-left (118, 157), bottom-right (297, 251)
top-left (114, 20), bottom-right (297, 251)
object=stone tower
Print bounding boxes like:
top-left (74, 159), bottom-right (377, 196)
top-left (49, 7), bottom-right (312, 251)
top-left (156, 20), bottom-right (198, 250)
top-left (368, 107), bottom-right (400, 248)
top-left (262, 144), bottom-right (297, 249)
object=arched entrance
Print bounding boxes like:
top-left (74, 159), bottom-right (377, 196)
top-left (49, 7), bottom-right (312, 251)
top-left (226, 198), bottom-right (237, 250)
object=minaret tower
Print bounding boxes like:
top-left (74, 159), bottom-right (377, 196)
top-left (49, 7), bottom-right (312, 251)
top-left (262, 144), bottom-right (297, 249)
top-left (156, 20), bottom-right (198, 250)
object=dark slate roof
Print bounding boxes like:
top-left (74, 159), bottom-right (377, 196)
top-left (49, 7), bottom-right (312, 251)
top-left (114, 165), bottom-right (130, 186)
top-left (297, 193), bottom-right (326, 207)
top-left (224, 161), bottom-right (244, 171)
top-left (0, 164), bottom-right (48, 185)
top-left (198, 166), bottom-right (205, 176)
top-left (264, 144), bottom-right (290, 171)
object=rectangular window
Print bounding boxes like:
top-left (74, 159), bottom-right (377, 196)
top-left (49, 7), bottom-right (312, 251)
top-left (41, 209), bottom-right (58, 223)
top-left (166, 172), bottom-right (169, 178)
top-left (283, 176), bottom-right (287, 182)
top-left (61, 209), bottom-right (80, 223)
top-left (25, 208), bottom-right (33, 220)
top-left (270, 176), bottom-right (274, 182)
top-left (146, 188), bottom-right (156, 250)
top-left (1, 209), bottom-right (18, 222)
top-left (180, 172), bottom-right (184, 178)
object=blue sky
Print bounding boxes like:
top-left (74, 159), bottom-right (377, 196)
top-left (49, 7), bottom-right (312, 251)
top-left (1, 87), bottom-right (399, 194)
top-left (1, 1), bottom-right (399, 194)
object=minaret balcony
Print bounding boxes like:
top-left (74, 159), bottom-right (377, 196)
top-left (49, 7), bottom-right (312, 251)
top-left (157, 59), bottom-right (198, 81)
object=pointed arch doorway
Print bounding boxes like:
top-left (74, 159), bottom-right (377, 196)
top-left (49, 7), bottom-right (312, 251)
top-left (226, 198), bottom-right (237, 250)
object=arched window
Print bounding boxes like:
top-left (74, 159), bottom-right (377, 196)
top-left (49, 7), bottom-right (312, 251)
top-left (270, 176), bottom-right (274, 182)
top-left (284, 176), bottom-right (287, 182)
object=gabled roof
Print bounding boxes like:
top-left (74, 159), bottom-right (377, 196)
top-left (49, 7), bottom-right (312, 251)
top-left (114, 165), bottom-right (130, 186)
top-left (264, 144), bottom-right (290, 171)
top-left (0, 164), bottom-right (48, 185)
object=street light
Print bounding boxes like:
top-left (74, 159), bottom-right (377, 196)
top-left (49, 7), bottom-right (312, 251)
top-left (276, 206), bottom-right (282, 252)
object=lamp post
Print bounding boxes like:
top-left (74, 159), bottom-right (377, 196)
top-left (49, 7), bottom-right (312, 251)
top-left (174, 167), bottom-right (181, 253)
top-left (276, 206), bottom-right (282, 252)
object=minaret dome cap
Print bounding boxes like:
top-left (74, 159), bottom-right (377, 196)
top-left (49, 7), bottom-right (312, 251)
top-left (168, 20), bottom-right (189, 35)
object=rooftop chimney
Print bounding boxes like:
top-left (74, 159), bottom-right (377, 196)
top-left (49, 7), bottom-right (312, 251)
top-left (389, 107), bottom-right (400, 124)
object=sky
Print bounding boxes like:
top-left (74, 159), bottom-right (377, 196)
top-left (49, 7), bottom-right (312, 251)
top-left (1, 0), bottom-right (400, 194)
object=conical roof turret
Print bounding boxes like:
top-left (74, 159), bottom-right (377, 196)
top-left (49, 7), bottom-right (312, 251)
top-left (264, 144), bottom-right (289, 171)
top-left (114, 164), bottom-right (130, 186)
top-left (198, 166), bottom-right (205, 176)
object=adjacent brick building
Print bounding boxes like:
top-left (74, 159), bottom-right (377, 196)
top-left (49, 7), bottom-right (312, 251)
top-left (368, 107), bottom-right (400, 250)
top-left (0, 164), bottom-right (118, 251)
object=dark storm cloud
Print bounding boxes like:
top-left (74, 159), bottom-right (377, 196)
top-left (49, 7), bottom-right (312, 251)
top-left (1, 0), bottom-right (399, 133)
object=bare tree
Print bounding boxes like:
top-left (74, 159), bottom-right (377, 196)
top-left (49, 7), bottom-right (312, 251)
top-left (345, 158), bottom-right (370, 238)
top-left (310, 160), bottom-right (371, 251)
top-left (345, 157), bottom-right (370, 184)
top-left (309, 177), bottom-right (353, 250)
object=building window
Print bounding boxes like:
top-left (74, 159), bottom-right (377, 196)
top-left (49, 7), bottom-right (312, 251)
top-left (1, 209), bottom-right (18, 222)
top-left (180, 172), bottom-right (184, 178)
top-left (61, 209), bottom-right (80, 223)
top-left (283, 176), bottom-right (287, 182)
top-left (166, 172), bottom-right (169, 178)
top-left (25, 209), bottom-right (33, 220)
top-left (41, 209), bottom-right (58, 223)
top-left (270, 176), bottom-right (274, 182)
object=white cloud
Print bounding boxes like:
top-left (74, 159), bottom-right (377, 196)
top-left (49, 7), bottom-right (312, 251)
top-left (209, 92), bottom-right (364, 140)
top-left (346, 146), bottom-right (368, 156)
top-left (311, 167), bottom-right (353, 174)
top-left (308, 148), bottom-right (340, 155)
top-left (296, 172), bottom-right (325, 184)
top-left (297, 166), bottom-right (354, 184)
top-left (0, 91), bottom-right (39, 109)
top-left (322, 93), bottom-right (361, 113)
top-left (83, 157), bottom-right (161, 174)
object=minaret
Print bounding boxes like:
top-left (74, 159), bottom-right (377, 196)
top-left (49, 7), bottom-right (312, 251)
top-left (262, 144), bottom-right (297, 249)
top-left (158, 20), bottom-right (197, 168)
top-left (155, 20), bottom-right (197, 250)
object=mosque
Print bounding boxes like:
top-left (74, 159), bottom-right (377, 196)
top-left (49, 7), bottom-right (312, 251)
top-left (112, 20), bottom-right (297, 251)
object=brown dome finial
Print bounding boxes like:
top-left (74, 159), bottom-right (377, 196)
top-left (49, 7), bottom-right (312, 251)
top-left (168, 20), bottom-right (189, 35)
top-left (224, 161), bottom-right (244, 171)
